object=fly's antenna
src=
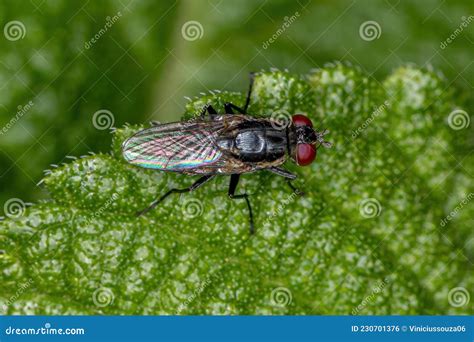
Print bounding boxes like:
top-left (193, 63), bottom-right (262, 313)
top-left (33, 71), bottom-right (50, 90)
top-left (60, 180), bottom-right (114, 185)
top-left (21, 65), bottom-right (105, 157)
top-left (314, 129), bottom-right (332, 148)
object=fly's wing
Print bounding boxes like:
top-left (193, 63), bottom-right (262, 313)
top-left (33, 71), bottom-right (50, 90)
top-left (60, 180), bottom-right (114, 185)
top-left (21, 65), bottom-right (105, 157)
top-left (122, 115), bottom-right (244, 172)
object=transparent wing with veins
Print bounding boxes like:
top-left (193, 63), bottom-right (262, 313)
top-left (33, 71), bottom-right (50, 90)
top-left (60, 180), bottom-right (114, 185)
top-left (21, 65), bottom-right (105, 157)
top-left (122, 116), bottom-right (243, 172)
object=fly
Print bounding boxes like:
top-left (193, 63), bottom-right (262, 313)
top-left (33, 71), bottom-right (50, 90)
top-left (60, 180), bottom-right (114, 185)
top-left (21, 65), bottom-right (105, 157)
top-left (122, 73), bottom-right (332, 234)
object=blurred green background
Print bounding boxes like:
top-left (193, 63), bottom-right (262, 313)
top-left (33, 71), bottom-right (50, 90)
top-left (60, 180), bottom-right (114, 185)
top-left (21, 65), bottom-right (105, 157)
top-left (0, 0), bottom-right (472, 212)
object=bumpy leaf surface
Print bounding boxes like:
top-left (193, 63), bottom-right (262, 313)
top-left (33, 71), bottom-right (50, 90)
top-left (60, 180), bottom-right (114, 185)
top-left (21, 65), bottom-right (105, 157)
top-left (1, 65), bottom-right (472, 315)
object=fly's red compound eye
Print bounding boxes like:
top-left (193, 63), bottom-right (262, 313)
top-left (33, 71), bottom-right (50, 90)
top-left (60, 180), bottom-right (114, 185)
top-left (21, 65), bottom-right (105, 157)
top-left (296, 143), bottom-right (316, 166)
top-left (292, 114), bottom-right (313, 127)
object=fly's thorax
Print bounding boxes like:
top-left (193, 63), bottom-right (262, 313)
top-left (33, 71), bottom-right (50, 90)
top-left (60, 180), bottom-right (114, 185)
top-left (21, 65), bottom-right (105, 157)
top-left (217, 121), bottom-right (288, 164)
top-left (287, 125), bottom-right (298, 162)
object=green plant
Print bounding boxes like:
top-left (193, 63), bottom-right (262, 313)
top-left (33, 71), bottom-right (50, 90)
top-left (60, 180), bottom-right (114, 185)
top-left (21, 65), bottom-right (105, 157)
top-left (1, 65), bottom-right (472, 315)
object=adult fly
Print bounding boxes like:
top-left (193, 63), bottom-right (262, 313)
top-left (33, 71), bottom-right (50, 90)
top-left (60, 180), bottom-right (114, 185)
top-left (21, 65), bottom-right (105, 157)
top-left (122, 73), bottom-right (331, 234)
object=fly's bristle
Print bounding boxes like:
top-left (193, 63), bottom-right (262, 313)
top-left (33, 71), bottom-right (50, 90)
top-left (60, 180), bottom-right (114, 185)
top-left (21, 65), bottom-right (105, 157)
top-left (50, 164), bottom-right (58, 168)
top-left (36, 179), bottom-right (45, 186)
top-left (66, 156), bottom-right (77, 160)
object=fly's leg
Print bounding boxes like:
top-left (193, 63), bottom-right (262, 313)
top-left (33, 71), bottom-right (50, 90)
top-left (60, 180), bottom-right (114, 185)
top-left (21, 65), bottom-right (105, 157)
top-left (224, 103), bottom-right (235, 114)
top-left (224, 72), bottom-right (256, 115)
top-left (228, 174), bottom-right (254, 234)
top-left (268, 166), bottom-right (296, 180)
top-left (224, 102), bottom-right (246, 114)
top-left (286, 180), bottom-right (304, 196)
top-left (198, 104), bottom-right (218, 118)
top-left (244, 72), bottom-right (256, 113)
top-left (137, 175), bottom-right (215, 217)
top-left (268, 167), bottom-right (304, 196)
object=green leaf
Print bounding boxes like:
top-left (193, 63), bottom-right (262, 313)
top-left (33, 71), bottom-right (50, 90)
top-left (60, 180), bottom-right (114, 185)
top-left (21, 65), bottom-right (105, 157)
top-left (1, 66), bottom-right (472, 315)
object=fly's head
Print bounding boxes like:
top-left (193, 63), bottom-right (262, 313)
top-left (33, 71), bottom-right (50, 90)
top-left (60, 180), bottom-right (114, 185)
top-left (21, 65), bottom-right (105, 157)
top-left (291, 114), bottom-right (332, 166)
